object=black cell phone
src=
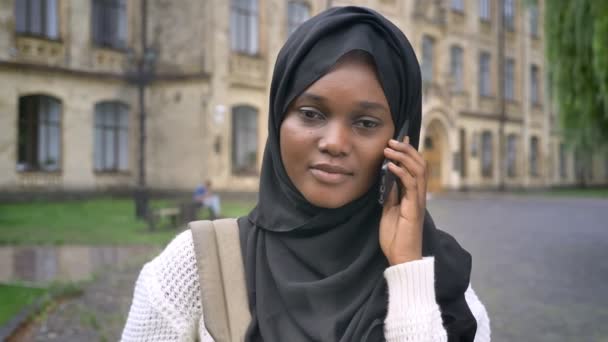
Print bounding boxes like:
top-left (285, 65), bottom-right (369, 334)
top-left (378, 120), bottom-right (409, 205)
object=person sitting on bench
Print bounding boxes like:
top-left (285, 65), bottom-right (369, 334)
top-left (193, 180), bottom-right (221, 219)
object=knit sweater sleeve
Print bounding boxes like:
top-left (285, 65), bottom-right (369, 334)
top-left (122, 232), bottom-right (490, 342)
top-left (383, 257), bottom-right (491, 342)
top-left (121, 230), bottom-right (214, 342)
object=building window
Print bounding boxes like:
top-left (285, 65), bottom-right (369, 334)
top-left (481, 131), bottom-right (493, 177)
top-left (529, 1), bottom-right (539, 37)
top-left (17, 95), bottom-right (62, 172)
top-left (232, 105), bottom-right (258, 174)
top-left (92, 0), bottom-right (127, 49)
top-left (231, 0), bottom-right (259, 55)
top-left (479, 51), bottom-right (491, 97)
top-left (450, 45), bottom-right (464, 92)
top-left (559, 143), bottom-right (567, 179)
top-left (15, 0), bottom-right (59, 39)
top-left (503, 0), bottom-right (515, 31)
top-left (530, 136), bottom-right (539, 177)
top-left (287, 1), bottom-right (310, 36)
top-left (504, 58), bottom-right (515, 100)
top-left (421, 35), bottom-right (435, 84)
top-left (506, 134), bottom-right (517, 177)
top-left (94, 102), bottom-right (129, 172)
top-left (451, 0), bottom-right (464, 12)
top-left (479, 0), bottom-right (490, 21)
top-left (530, 64), bottom-right (540, 105)
top-left (460, 128), bottom-right (467, 178)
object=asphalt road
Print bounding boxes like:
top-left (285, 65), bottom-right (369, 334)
top-left (427, 193), bottom-right (608, 341)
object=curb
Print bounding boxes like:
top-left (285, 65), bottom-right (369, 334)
top-left (0, 292), bottom-right (51, 341)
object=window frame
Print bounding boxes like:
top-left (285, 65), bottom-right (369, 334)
top-left (15, 0), bottom-right (59, 39)
top-left (504, 58), bottom-right (515, 101)
top-left (481, 130), bottom-right (493, 177)
top-left (450, 45), bottom-right (464, 92)
top-left (530, 64), bottom-right (540, 105)
top-left (94, 101), bottom-right (130, 172)
top-left (231, 105), bottom-right (259, 175)
top-left (530, 136), bottom-right (539, 177)
top-left (230, 0), bottom-right (260, 55)
top-left (479, 0), bottom-right (491, 22)
top-left (91, 0), bottom-right (128, 50)
top-left (479, 51), bottom-right (491, 97)
top-left (421, 35), bottom-right (435, 84)
top-left (503, 0), bottom-right (515, 31)
top-left (287, 1), bottom-right (310, 36)
top-left (450, 0), bottom-right (465, 13)
top-left (506, 134), bottom-right (517, 177)
top-left (529, 1), bottom-right (539, 37)
top-left (17, 95), bottom-right (62, 172)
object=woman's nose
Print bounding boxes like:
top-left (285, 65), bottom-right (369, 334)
top-left (318, 122), bottom-right (352, 157)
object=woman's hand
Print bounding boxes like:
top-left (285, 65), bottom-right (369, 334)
top-left (379, 136), bottom-right (429, 266)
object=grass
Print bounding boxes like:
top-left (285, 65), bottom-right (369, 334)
top-left (0, 198), bottom-right (255, 245)
top-left (0, 284), bottom-right (47, 327)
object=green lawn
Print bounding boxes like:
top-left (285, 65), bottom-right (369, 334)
top-left (0, 198), bottom-right (255, 245)
top-left (0, 284), bottom-right (47, 326)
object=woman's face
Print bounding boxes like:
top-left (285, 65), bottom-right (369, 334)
top-left (280, 58), bottom-right (395, 208)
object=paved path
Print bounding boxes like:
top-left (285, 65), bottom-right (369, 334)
top-left (13, 194), bottom-right (608, 341)
top-left (428, 193), bottom-right (608, 341)
top-left (11, 254), bottom-right (155, 342)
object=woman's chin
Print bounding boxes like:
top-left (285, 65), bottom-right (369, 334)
top-left (302, 189), bottom-right (355, 209)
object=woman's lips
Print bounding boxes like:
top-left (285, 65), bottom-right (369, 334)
top-left (309, 164), bottom-right (353, 184)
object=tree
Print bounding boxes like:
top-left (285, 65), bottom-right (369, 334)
top-left (544, 0), bottom-right (608, 184)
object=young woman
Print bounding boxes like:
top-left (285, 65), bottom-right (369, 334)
top-left (122, 6), bottom-right (490, 342)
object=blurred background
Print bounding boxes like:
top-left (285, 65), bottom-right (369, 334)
top-left (0, 0), bottom-right (607, 341)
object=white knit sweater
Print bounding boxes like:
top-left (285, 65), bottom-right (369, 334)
top-left (121, 230), bottom-right (491, 341)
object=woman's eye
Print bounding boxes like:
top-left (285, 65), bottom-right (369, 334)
top-left (355, 119), bottom-right (380, 129)
top-left (299, 108), bottom-right (324, 121)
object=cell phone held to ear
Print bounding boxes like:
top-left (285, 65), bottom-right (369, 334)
top-left (378, 120), bottom-right (409, 205)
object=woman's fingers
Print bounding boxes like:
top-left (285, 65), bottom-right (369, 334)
top-left (388, 139), bottom-right (426, 170)
top-left (383, 147), bottom-right (425, 180)
top-left (384, 138), bottom-right (428, 207)
top-left (386, 161), bottom-right (417, 201)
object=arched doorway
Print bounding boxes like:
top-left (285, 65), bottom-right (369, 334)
top-left (422, 120), bottom-right (448, 193)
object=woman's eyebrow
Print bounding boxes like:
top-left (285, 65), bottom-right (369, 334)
top-left (357, 101), bottom-right (389, 112)
top-left (298, 92), bottom-right (326, 103)
top-left (299, 93), bottom-right (388, 112)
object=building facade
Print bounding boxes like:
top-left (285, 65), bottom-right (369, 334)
top-left (0, 0), bottom-right (606, 194)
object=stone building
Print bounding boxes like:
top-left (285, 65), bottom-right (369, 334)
top-left (0, 0), bottom-right (606, 195)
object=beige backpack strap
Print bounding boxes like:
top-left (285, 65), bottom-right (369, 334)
top-left (190, 219), bottom-right (251, 342)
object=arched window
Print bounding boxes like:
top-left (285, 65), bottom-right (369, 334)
top-left (231, 105), bottom-right (258, 175)
top-left (17, 95), bottom-right (62, 172)
top-left (287, 1), bottom-right (310, 36)
top-left (94, 101), bottom-right (129, 171)
top-left (230, 0), bottom-right (259, 55)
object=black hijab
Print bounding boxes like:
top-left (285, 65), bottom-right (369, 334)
top-left (238, 6), bottom-right (476, 342)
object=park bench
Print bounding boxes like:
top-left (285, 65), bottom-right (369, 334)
top-left (146, 201), bottom-right (200, 231)
top-left (147, 207), bottom-right (180, 231)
